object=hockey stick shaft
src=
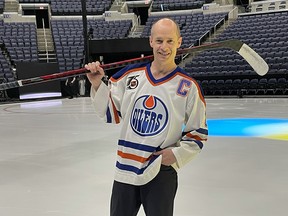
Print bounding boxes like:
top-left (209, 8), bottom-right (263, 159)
top-left (0, 39), bottom-right (268, 91)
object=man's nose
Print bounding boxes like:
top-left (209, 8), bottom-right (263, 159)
top-left (160, 42), bottom-right (169, 50)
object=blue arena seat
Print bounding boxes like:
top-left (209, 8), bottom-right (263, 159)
top-left (277, 78), bottom-right (287, 94)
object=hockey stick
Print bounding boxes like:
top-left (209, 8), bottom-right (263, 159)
top-left (0, 39), bottom-right (268, 91)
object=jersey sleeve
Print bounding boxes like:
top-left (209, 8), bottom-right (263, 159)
top-left (90, 63), bottom-right (147, 124)
top-left (172, 81), bottom-right (208, 169)
top-left (90, 80), bottom-right (123, 124)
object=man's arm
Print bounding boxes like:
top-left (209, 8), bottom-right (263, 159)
top-left (85, 61), bottom-right (105, 91)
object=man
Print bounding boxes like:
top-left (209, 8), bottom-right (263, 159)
top-left (85, 18), bottom-right (208, 216)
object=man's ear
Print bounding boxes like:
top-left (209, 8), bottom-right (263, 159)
top-left (149, 36), bottom-right (153, 48)
top-left (177, 37), bottom-right (183, 48)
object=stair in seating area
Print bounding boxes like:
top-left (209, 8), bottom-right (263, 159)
top-left (4, 0), bottom-right (19, 12)
top-left (37, 28), bottom-right (57, 63)
top-left (129, 25), bottom-right (145, 38)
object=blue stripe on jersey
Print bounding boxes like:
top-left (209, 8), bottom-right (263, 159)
top-left (118, 110), bottom-right (122, 118)
top-left (196, 81), bottom-right (205, 98)
top-left (146, 65), bottom-right (179, 84)
top-left (194, 140), bottom-right (204, 149)
top-left (180, 136), bottom-right (204, 149)
top-left (116, 162), bottom-right (145, 175)
top-left (197, 128), bottom-right (208, 135)
top-left (116, 154), bottom-right (159, 175)
top-left (106, 108), bottom-right (112, 123)
top-left (112, 62), bottom-right (150, 80)
top-left (118, 140), bottom-right (157, 152)
top-left (182, 128), bottom-right (208, 137)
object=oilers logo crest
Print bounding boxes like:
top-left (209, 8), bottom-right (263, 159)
top-left (130, 95), bottom-right (168, 136)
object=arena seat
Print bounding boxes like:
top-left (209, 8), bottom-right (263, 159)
top-left (184, 10), bottom-right (288, 96)
top-left (266, 78), bottom-right (277, 94)
top-left (277, 78), bottom-right (287, 94)
top-left (258, 78), bottom-right (268, 94)
top-left (0, 22), bottom-right (38, 64)
top-left (50, 0), bottom-right (113, 16)
top-left (151, 0), bottom-right (208, 12)
top-left (141, 12), bottom-right (228, 49)
top-left (51, 18), bottom-right (133, 71)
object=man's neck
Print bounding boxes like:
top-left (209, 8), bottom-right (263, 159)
top-left (150, 61), bottom-right (177, 79)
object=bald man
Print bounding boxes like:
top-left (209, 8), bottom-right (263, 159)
top-left (85, 18), bottom-right (208, 216)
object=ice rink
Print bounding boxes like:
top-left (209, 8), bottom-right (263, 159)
top-left (0, 97), bottom-right (287, 216)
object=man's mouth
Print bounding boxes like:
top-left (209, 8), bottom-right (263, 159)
top-left (158, 52), bottom-right (170, 57)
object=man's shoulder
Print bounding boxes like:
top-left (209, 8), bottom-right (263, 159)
top-left (111, 62), bottom-right (149, 80)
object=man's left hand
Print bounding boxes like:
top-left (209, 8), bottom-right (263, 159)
top-left (153, 149), bottom-right (177, 166)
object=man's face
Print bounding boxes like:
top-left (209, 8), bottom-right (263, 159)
top-left (149, 20), bottom-right (182, 64)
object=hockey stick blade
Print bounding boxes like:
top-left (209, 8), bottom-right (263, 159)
top-left (181, 39), bottom-right (269, 76)
top-left (237, 43), bottom-right (268, 76)
top-left (0, 40), bottom-right (268, 91)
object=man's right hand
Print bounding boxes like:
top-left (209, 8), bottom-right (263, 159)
top-left (85, 61), bottom-right (105, 91)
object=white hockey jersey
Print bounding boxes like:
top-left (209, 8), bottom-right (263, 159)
top-left (91, 62), bottom-right (208, 185)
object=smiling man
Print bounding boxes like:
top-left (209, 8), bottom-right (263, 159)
top-left (149, 18), bottom-right (182, 79)
top-left (85, 17), bottom-right (208, 216)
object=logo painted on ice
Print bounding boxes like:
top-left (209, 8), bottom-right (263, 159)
top-left (130, 95), bottom-right (168, 136)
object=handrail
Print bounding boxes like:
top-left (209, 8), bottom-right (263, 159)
top-left (214, 17), bottom-right (226, 33)
top-left (180, 15), bottom-right (228, 63)
top-left (42, 18), bottom-right (49, 62)
top-left (180, 29), bottom-right (210, 62)
top-left (228, 6), bottom-right (238, 23)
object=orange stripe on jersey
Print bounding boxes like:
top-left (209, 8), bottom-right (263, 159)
top-left (109, 93), bottom-right (120, 124)
top-left (190, 79), bottom-right (206, 106)
top-left (186, 133), bottom-right (207, 141)
top-left (118, 150), bottom-right (151, 163)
